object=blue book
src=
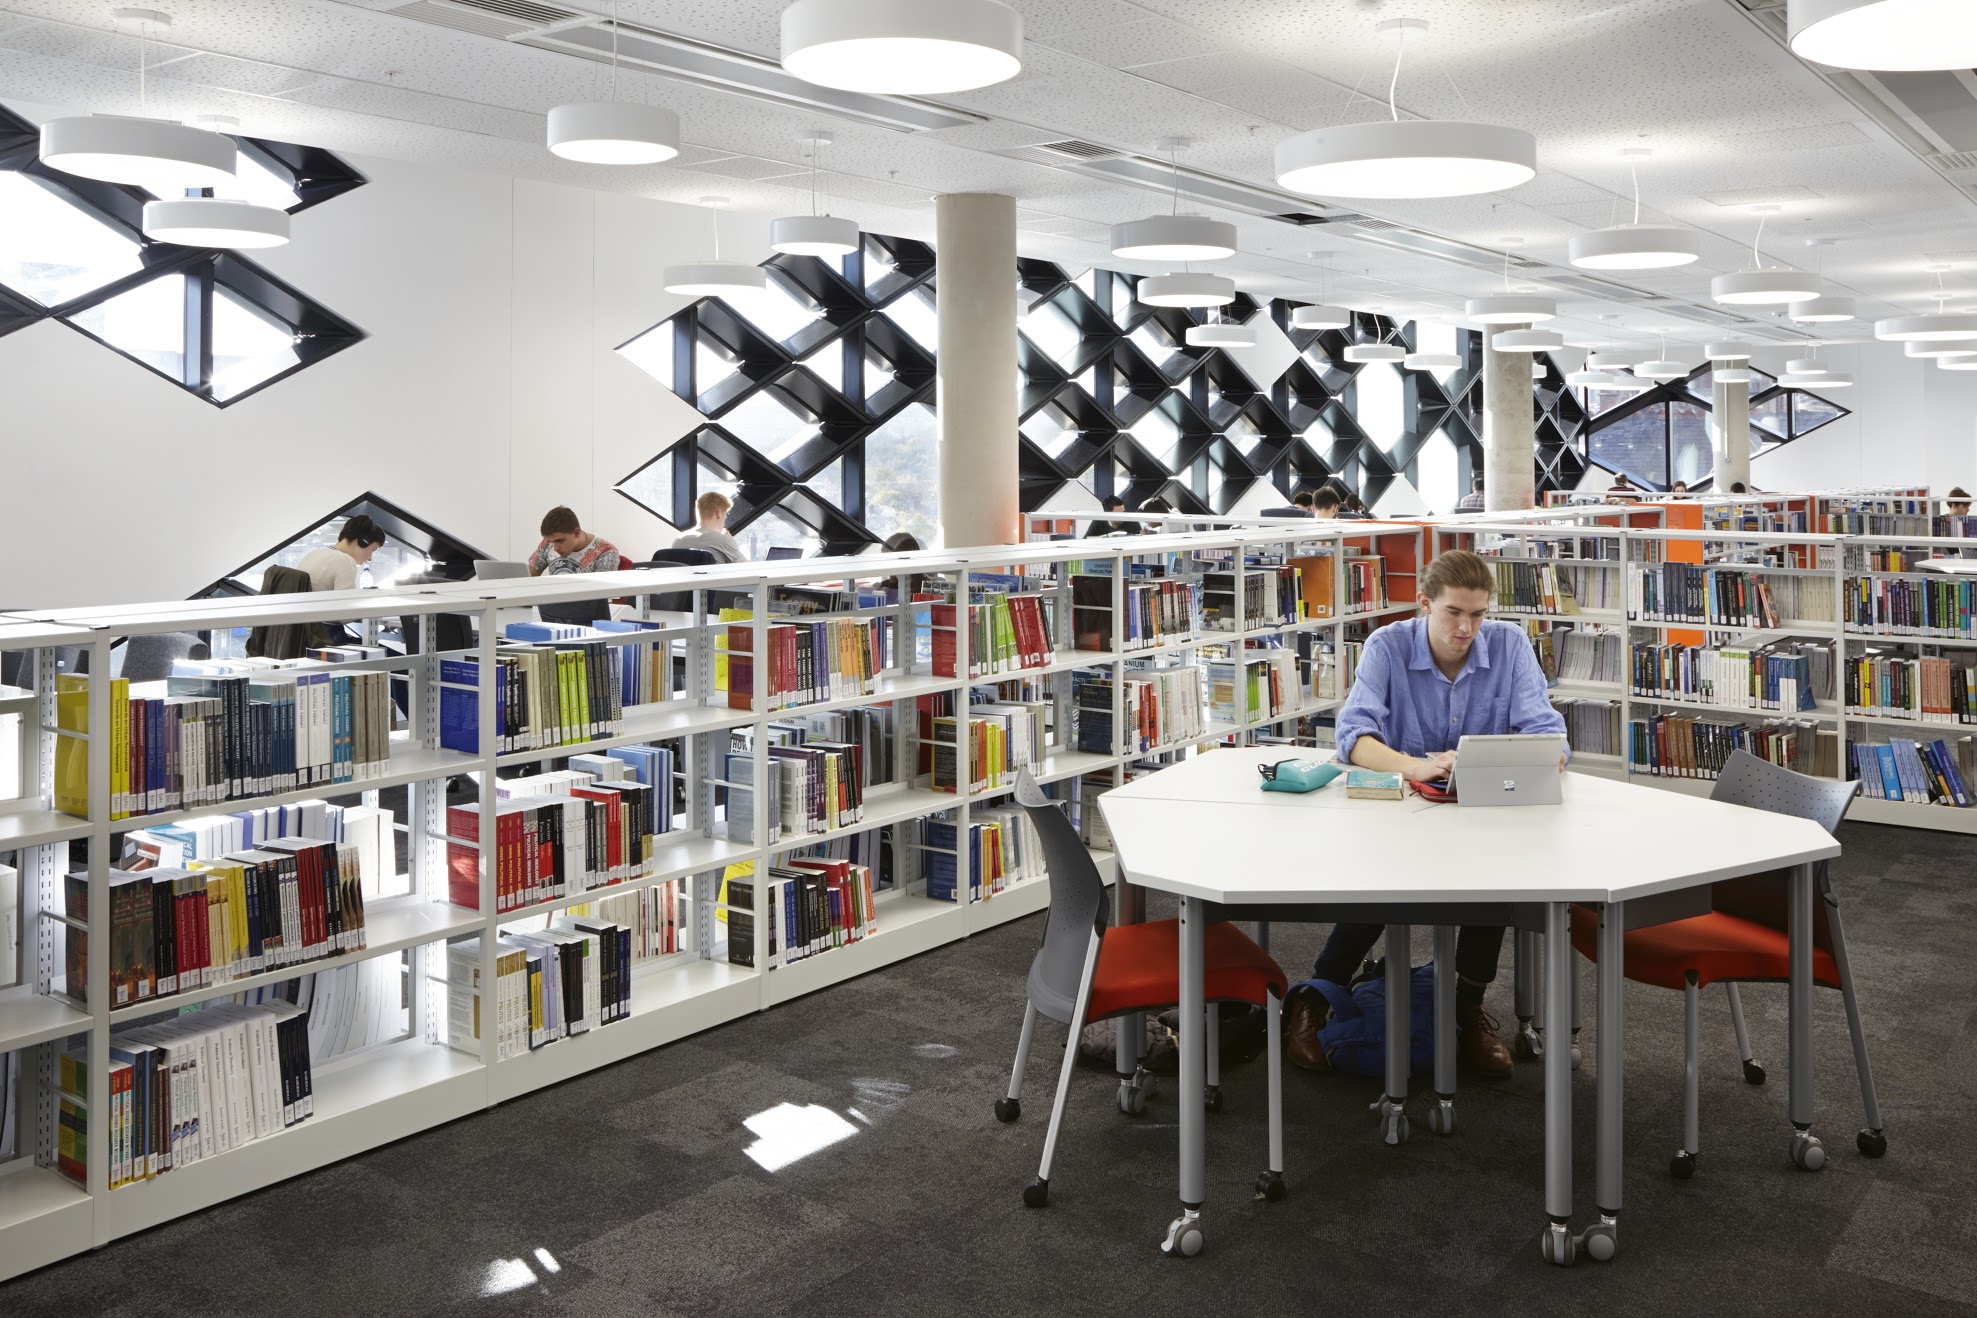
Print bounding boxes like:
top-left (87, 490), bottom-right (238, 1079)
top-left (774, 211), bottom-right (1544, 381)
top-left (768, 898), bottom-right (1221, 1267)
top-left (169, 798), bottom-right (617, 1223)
top-left (1875, 744), bottom-right (1903, 802)
top-left (437, 659), bottom-right (498, 754)
top-left (504, 620), bottom-right (590, 643)
top-left (1930, 739), bottom-right (1971, 807)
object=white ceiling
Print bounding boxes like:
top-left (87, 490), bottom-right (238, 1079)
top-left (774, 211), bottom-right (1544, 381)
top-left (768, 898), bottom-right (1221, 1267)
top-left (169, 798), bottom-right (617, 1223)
top-left (3, 0), bottom-right (1976, 353)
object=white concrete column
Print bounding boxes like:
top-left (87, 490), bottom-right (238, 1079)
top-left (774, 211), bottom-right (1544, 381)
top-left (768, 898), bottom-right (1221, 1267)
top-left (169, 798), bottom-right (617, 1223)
top-left (935, 192), bottom-right (1019, 547)
top-left (1712, 375), bottom-right (1751, 491)
top-left (1483, 324), bottom-right (1536, 512)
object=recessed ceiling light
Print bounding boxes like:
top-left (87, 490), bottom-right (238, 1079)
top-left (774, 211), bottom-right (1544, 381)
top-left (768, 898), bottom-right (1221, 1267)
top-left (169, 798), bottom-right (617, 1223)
top-left (1465, 295), bottom-right (1557, 324)
top-left (1343, 343), bottom-right (1406, 362)
top-left (1790, 294), bottom-right (1855, 323)
top-left (1492, 329), bottom-right (1563, 353)
top-left (1788, 0), bottom-right (1977, 71)
top-left (1139, 272), bottom-right (1235, 308)
top-left (142, 197), bottom-right (288, 249)
top-left (781, 0), bottom-right (1023, 94)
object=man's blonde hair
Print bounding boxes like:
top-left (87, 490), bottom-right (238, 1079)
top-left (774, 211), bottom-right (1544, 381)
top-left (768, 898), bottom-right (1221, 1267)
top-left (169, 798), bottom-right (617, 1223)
top-left (696, 491), bottom-right (732, 520)
top-left (1419, 549), bottom-right (1494, 599)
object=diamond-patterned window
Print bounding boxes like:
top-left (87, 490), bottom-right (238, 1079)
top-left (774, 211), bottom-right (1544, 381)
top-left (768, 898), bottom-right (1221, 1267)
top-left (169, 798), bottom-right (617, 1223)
top-left (1752, 392), bottom-right (1789, 440)
top-left (200, 492), bottom-right (489, 598)
top-left (1669, 401), bottom-right (1712, 488)
top-left (1791, 390), bottom-right (1847, 438)
top-left (1591, 403), bottom-right (1667, 488)
top-left (1354, 360), bottom-right (1406, 453)
top-left (883, 285), bottom-right (938, 351)
top-left (0, 106), bottom-right (365, 407)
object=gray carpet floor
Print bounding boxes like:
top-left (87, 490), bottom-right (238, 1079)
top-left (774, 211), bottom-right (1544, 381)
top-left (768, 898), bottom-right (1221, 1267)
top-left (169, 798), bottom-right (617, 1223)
top-left (4, 818), bottom-right (1975, 1316)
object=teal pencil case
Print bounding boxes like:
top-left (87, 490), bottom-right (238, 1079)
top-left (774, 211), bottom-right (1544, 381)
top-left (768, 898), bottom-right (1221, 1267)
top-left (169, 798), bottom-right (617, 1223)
top-left (1257, 757), bottom-right (1344, 793)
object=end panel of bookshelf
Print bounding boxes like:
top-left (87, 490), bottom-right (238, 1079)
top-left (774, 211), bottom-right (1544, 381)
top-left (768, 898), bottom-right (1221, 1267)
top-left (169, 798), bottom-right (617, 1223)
top-left (762, 895), bottom-right (965, 1007)
top-left (93, 1039), bottom-right (484, 1246)
top-left (0, 1163), bottom-right (93, 1284)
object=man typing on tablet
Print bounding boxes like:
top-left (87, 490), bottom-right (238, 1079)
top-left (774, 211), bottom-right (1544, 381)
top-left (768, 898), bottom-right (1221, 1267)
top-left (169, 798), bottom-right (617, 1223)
top-left (1288, 549), bottom-right (1567, 1075)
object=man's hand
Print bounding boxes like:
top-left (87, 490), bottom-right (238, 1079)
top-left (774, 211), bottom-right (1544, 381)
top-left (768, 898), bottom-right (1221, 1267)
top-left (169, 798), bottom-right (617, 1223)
top-left (1404, 750), bottom-right (1457, 783)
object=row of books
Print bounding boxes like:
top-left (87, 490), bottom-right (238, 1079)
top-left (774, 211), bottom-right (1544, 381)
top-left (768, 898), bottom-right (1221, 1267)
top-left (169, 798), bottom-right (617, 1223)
top-left (446, 752), bottom-right (669, 913)
top-left (726, 614), bottom-right (882, 712)
top-left (931, 591), bottom-right (1056, 676)
top-left (54, 668), bottom-right (396, 821)
top-left (59, 997), bottom-right (315, 1189)
top-left (583, 882), bottom-right (693, 959)
top-left (1202, 563), bottom-right (1301, 632)
top-left (438, 641), bottom-right (625, 755)
top-left (1553, 697), bottom-right (1623, 758)
top-left (1546, 627), bottom-right (1624, 685)
top-left (929, 701), bottom-right (1046, 794)
top-left (1308, 552), bottom-right (1388, 620)
top-left (1627, 715), bottom-right (1831, 781)
top-left (1626, 565), bottom-right (1788, 627)
top-left (121, 799), bottom-right (394, 900)
top-left (447, 919), bottom-right (630, 1060)
top-left (1311, 639), bottom-right (1363, 701)
top-left (1074, 666), bottom-right (1207, 755)
top-left (1205, 651), bottom-right (1304, 726)
top-left (922, 808), bottom-right (1042, 903)
top-left (1483, 559), bottom-right (1585, 616)
top-left (1843, 654), bottom-right (1977, 723)
top-left (1629, 642), bottom-right (1825, 712)
top-left (1070, 574), bottom-right (1200, 651)
top-left (1849, 738), bottom-right (1975, 807)
top-left (65, 837), bottom-right (368, 1008)
top-left (723, 856), bottom-right (880, 962)
top-left (1842, 574), bottom-right (1977, 638)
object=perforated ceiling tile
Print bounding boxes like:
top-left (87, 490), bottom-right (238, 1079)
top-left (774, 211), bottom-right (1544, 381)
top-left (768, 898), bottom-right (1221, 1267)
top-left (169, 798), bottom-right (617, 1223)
top-left (1030, 16), bottom-right (1227, 71)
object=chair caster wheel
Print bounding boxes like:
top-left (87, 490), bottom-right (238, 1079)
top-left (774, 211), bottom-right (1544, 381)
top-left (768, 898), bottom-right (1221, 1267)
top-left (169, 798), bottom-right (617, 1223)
top-left (1570, 1044), bottom-right (1583, 1070)
top-left (1512, 1025), bottom-right (1542, 1060)
top-left (1377, 1105), bottom-right (1409, 1146)
top-left (1670, 1150), bottom-right (1697, 1180)
top-left (1204, 1085), bottom-right (1223, 1113)
top-left (1117, 1081), bottom-right (1148, 1116)
top-left (1791, 1131), bottom-right (1826, 1171)
top-left (1583, 1218), bottom-right (1619, 1262)
top-left (1161, 1215), bottom-right (1204, 1257)
top-left (1857, 1129), bottom-right (1887, 1158)
top-left (1743, 1059), bottom-right (1766, 1086)
top-left (1427, 1100), bottom-right (1455, 1137)
top-left (1023, 1178), bottom-right (1049, 1208)
top-left (1540, 1221), bottom-right (1577, 1266)
top-left (994, 1097), bottom-right (1020, 1123)
top-left (1254, 1171), bottom-right (1286, 1203)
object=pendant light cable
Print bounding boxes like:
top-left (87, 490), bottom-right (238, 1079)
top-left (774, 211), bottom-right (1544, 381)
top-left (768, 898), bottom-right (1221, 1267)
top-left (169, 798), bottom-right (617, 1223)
top-left (1387, 35), bottom-right (1405, 122)
top-left (611, 1), bottom-right (620, 102)
top-left (1753, 210), bottom-right (1768, 271)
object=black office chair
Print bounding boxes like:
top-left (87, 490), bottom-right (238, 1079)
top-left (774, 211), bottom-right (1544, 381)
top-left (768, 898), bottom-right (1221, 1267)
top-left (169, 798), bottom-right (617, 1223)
top-left (644, 547), bottom-right (718, 613)
top-left (1261, 508), bottom-right (1311, 519)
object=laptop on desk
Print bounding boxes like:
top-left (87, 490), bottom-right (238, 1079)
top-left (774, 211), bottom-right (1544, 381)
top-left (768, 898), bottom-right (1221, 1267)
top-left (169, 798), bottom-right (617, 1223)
top-left (474, 560), bottom-right (531, 581)
top-left (1452, 733), bottom-right (1569, 807)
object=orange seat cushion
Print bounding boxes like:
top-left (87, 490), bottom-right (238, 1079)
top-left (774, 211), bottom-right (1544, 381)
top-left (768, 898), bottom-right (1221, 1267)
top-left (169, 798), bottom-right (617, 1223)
top-left (1086, 919), bottom-right (1289, 1022)
top-left (1569, 905), bottom-right (1840, 993)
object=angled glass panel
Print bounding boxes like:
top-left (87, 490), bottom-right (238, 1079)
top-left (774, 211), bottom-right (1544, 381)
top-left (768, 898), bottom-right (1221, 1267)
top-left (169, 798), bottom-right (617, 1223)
top-left (1791, 390), bottom-right (1846, 438)
top-left (240, 513), bottom-right (433, 593)
top-left (720, 389), bottom-right (819, 466)
top-left (211, 286), bottom-right (301, 402)
top-left (1669, 400), bottom-right (1711, 488)
top-left (1020, 400), bottom-right (1083, 461)
top-left (1019, 299), bottom-right (1082, 370)
top-left (1416, 431), bottom-right (1459, 514)
top-left (1589, 402), bottom-right (1666, 487)
top-left (864, 400), bottom-right (939, 547)
top-left (1355, 360), bottom-right (1405, 452)
top-left (1223, 408), bottom-right (1268, 461)
top-left (1126, 405), bottom-right (1185, 470)
top-left (802, 456), bottom-right (847, 510)
top-left (1586, 386), bottom-right (1638, 418)
top-left (69, 272), bottom-right (186, 381)
top-left (1752, 392), bottom-right (1789, 440)
top-left (617, 446), bottom-right (682, 528)
top-left (0, 171), bottom-right (144, 307)
top-left (618, 321), bottom-right (674, 391)
top-left (718, 283), bottom-right (820, 346)
top-left (1129, 318), bottom-right (1186, 378)
top-left (735, 505), bottom-right (823, 561)
top-left (882, 285), bottom-right (937, 352)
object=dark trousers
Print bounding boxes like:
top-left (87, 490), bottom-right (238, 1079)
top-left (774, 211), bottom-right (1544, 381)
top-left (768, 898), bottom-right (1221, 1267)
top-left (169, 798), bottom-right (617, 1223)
top-left (1311, 922), bottom-right (1507, 1000)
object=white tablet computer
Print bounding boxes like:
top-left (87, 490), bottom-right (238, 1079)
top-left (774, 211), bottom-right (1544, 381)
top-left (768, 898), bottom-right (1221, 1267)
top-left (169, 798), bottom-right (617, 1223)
top-left (1453, 732), bottom-right (1569, 808)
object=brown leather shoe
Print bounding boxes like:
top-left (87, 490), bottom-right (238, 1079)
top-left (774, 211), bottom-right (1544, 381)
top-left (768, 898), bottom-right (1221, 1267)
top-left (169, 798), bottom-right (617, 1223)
top-left (1285, 988), bottom-right (1330, 1072)
top-left (1456, 1003), bottom-right (1515, 1078)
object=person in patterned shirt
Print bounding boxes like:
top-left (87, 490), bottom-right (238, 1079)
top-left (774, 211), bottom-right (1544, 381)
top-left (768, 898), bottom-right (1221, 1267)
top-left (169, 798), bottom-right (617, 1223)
top-left (528, 505), bottom-right (623, 575)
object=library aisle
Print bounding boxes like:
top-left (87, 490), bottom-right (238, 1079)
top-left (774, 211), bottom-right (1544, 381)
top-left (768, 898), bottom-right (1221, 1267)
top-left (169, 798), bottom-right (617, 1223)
top-left (2, 817), bottom-right (1968, 1318)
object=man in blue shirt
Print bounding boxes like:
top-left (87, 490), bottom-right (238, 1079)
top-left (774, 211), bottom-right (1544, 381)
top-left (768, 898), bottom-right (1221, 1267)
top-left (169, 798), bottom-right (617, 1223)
top-left (1288, 548), bottom-right (1567, 1076)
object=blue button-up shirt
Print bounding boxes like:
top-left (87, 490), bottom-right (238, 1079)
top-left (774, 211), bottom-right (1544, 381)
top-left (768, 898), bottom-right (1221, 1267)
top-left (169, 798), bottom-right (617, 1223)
top-left (1334, 617), bottom-right (1567, 764)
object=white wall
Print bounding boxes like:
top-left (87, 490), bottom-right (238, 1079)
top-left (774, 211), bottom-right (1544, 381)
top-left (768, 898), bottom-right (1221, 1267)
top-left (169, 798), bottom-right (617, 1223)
top-left (0, 150), bottom-right (745, 610)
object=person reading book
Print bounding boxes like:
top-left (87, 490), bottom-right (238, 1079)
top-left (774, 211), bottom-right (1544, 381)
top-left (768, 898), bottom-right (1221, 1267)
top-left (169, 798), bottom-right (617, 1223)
top-left (1086, 495), bottom-right (1138, 537)
top-left (1286, 548), bottom-right (1567, 1077)
top-left (296, 515), bottom-right (386, 592)
top-left (529, 506), bottom-right (623, 575)
top-left (671, 492), bottom-right (745, 564)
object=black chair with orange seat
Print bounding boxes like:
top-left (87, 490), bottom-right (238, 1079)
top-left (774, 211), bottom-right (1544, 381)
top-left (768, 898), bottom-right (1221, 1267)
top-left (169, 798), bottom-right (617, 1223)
top-left (1570, 748), bottom-right (1885, 1178)
top-left (995, 769), bottom-right (1289, 1226)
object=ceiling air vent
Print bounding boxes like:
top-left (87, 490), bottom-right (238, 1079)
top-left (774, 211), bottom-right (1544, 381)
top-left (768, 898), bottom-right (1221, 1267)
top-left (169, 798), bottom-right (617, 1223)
top-left (1927, 151), bottom-right (1977, 175)
top-left (444, 0), bottom-right (578, 23)
top-left (1344, 218), bottom-right (1404, 231)
top-left (1031, 139), bottom-right (1121, 161)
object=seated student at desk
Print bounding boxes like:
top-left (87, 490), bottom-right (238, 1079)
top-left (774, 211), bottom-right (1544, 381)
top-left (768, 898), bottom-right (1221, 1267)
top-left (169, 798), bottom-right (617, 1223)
top-left (1286, 549), bottom-right (1567, 1077)
top-left (530, 505), bottom-right (623, 575)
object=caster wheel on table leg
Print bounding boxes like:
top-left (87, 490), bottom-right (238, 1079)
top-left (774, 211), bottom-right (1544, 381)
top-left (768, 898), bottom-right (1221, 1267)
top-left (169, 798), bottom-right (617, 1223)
top-left (1427, 1100), bottom-right (1456, 1137)
top-left (1669, 1150), bottom-right (1697, 1180)
top-left (1743, 1059), bottom-right (1766, 1086)
top-left (1253, 1171), bottom-right (1286, 1203)
top-left (1160, 1213), bottom-right (1204, 1258)
top-left (1377, 1103), bottom-right (1410, 1146)
top-left (1540, 1221), bottom-right (1578, 1266)
top-left (1791, 1130), bottom-right (1826, 1171)
top-left (1117, 1083), bottom-right (1148, 1116)
top-left (1022, 1178), bottom-right (1049, 1209)
top-left (993, 1097), bottom-right (1020, 1124)
top-left (1204, 1085), bottom-right (1224, 1113)
top-left (1858, 1129), bottom-right (1888, 1158)
top-left (1132, 1066), bottom-right (1158, 1100)
top-left (1570, 1044), bottom-right (1583, 1071)
top-left (1583, 1218), bottom-right (1619, 1263)
top-left (1512, 1025), bottom-right (1541, 1061)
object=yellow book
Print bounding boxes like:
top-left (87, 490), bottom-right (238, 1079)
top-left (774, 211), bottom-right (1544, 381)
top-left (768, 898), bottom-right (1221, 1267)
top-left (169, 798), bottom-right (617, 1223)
top-left (716, 859), bottom-right (752, 926)
top-left (714, 607), bottom-right (752, 692)
top-left (823, 753), bottom-right (839, 830)
top-left (53, 675), bottom-right (90, 818)
top-left (110, 677), bottom-right (129, 819)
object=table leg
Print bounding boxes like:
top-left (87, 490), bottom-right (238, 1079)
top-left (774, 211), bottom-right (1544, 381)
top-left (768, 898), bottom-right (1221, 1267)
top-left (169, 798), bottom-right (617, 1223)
top-left (1788, 862), bottom-right (1825, 1171)
top-left (1162, 895), bottom-right (1208, 1256)
top-left (1430, 925), bottom-right (1457, 1136)
top-left (1541, 901), bottom-right (1576, 1265)
top-left (1513, 928), bottom-right (1543, 1060)
top-left (1585, 900), bottom-right (1624, 1263)
top-left (1115, 880), bottom-right (1150, 1114)
top-left (1377, 924), bottom-right (1411, 1145)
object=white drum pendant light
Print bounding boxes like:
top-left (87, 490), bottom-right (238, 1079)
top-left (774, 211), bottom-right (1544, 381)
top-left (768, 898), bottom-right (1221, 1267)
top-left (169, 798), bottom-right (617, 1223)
top-left (772, 130), bottom-right (859, 257)
top-left (1788, 0), bottom-right (1977, 71)
top-left (142, 197), bottom-right (288, 248)
top-left (1586, 352), bottom-right (1633, 370)
top-left (1712, 206), bottom-right (1818, 304)
top-left (1604, 372), bottom-right (1650, 392)
top-left (1636, 360), bottom-right (1690, 380)
top-left (1791, 294), bottom-right (1856, 323)
top-left (1782, 372), bottom-right (1852, 387)
top-left (664, 197), bottom-right (767, 295)
top-left (548, 6), bottom-right (680, 163)
top-left (1405, 352), bottom-right (1461, 370)
top-left (1291, 252), bottom-right (1350, 329)
top-left (1877, 314), bottom-right (1977, 342)
top-left (1466, 295), bottom-right (1556, 324)
top-left (1566, 370), bottom-right (1617, 388)
top-left (1274, 19), bottom-right (1534, 199)
top-left (1715, 368), bottom-right (1753, 384)
top-left (1344, 343), bottom-right (1406, 363)
top-left (1904, 340), bottom-right (1975, 357)
top-left (1705, 341), bottom-right (1754, 361)
top-left (1112, 138), bottom-right (1236, 262)
top-left (781, 0), bottom-right (1022, 94)
top-left (40, 11), bottom-right (234, 192)
top-left (1785, 357), bottom-right (1828, 375)
top-left (1187, 318), bottom-right (1255, 349)
top-left (1569, 149), bottom-right (1700, 270)
top-left (1937, 353), bottom-right (1977, 370)
top-left (1139, 272), bottom-right (1234, 308)
top-left (1491, 329), bottom-right (1563, 353)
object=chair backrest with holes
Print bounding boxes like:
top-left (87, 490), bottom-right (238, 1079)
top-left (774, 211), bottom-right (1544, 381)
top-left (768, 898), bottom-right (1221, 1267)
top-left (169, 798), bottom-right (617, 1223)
top-left (1707, 749), bottom-right (1858, 949)
top-left (1013, 767), bottom-right (1108, 1023)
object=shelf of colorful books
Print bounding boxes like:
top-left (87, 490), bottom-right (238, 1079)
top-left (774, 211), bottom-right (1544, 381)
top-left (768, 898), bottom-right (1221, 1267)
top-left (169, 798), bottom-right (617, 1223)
top-left (763, 783), bottom-right (952, 855)
top-left (1025, 647), bottom-right (1118, 677)
top-left (92, 1036), bottom-right (484, 1244)
top-left (99, 740), bottom-right (476, 835)
top-left (496, 834), bottom-right (759, 925)
top-left (1842, 631), bottom-right (1977, 649)
top-left (1627, 618), bottom-right (1831, 638)
top-left (493, 699), bottom-right (751, 768)
top-left (762, 892), bottom-right (964, 1007)
top-left (0, 982), bottom-right (91, 1053)
top-left (104, 899), bottom-right (479, 1027)
top-left (0, 1160), bottom-right (93, 1283)
top-left (1626, 691), bottom-right (1841, 722)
